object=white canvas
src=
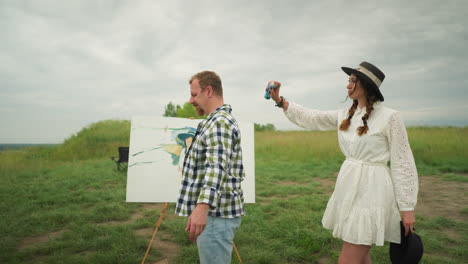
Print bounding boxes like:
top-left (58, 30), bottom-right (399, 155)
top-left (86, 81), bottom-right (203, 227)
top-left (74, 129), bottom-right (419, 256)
top-left (126, 116), bottom-right (255, 203)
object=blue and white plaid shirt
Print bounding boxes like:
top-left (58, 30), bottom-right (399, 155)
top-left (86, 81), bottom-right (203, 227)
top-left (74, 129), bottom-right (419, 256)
top-left (175, 104), bottom-right (245, 218)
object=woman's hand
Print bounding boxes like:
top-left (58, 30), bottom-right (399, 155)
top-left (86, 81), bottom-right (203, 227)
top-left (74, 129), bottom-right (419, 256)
top-left (401, 211), bottom-right (416, 236)
top-left (267, 81), bottom-right (282, 103)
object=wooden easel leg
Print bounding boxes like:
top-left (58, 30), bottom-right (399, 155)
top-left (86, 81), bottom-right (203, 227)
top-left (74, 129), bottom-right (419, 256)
top-left (233, 242), bottom-right (243, 263)
top-left (141, 202), bottom-right (169, 264)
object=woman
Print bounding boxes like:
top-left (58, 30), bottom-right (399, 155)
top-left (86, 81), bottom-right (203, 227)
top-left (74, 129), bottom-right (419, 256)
top-left (268, 62), bottom-right (418, 263)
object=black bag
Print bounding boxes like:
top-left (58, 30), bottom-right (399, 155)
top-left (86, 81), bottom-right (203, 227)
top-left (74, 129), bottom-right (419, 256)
top-left (389, 221), bottom-right (424, 264)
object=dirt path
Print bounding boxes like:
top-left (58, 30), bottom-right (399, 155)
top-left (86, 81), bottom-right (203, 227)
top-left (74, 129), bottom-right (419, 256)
top-left (417, 175), bottom-right (468, 222)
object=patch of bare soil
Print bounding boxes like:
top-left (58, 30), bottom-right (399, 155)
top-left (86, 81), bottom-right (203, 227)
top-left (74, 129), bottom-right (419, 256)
top-left (143, 203), bottom-right (166, 210)
top-left (317, 256), bottom-right (333, 264)
top-left (313, 177), bottom-right (336, 195)
top-left (136, 228), bottom-right (180, 264)
top-left (18, 230), bottom-right (65, 250)
top-left (17, 203), bottom-right (172, 251)
top-left (151, 258), bottom-right (169, 264)
top-left (257, 194), bottom-right (304, 205)
top-left (98, 203), bottom-right (168, 227)
top-left (274, 180), bottom-right (303, 186)
top-left (98, 210), bottom-right (145, 226)
top-left (417, 176), bottom-right (468, 222)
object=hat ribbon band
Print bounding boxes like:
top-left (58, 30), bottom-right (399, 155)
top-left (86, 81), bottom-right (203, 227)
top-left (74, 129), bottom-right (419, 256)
top-left (356, 66), bottom-right (382, 87)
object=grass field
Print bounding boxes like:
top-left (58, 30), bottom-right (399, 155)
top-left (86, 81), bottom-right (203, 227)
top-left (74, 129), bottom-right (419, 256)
top-left (0, 121), bottom-right (467, 263)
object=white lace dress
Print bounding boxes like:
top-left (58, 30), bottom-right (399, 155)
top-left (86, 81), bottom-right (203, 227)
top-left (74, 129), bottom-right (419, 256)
top-left (284, 101), bottom-right (418, 246)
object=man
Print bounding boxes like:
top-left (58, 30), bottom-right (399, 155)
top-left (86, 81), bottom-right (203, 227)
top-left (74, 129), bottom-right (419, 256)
top-left (175, 71), bottom-right (245, 263)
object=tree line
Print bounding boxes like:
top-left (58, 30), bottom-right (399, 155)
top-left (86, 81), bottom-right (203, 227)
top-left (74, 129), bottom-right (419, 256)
top-left (163, 102), bottom-right (276, 131)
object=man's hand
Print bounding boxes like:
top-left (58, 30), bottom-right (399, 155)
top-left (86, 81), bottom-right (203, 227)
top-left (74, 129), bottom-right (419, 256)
top-left (185, 203), bottom-right (210, 242)
top-left (401, 211), bottom-right (415, 236)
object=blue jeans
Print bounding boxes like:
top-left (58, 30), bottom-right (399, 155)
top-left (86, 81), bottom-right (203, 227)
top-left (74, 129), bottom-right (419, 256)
top-left (196, 216), bottom-right (242, 264)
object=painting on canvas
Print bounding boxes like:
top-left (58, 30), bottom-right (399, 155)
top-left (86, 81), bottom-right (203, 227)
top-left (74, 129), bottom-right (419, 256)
top-left (126, 116), bottom-right (255, 203)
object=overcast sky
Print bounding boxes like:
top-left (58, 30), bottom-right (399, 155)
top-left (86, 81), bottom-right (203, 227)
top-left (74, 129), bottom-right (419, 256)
top-left (1, 0), bottom-right (467, 143)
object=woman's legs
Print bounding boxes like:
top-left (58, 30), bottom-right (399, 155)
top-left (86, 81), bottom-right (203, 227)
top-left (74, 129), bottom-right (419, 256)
top-left (363, 251), bottom-right (371, 264)
top-left (338, 241), bottom-right (371, 264)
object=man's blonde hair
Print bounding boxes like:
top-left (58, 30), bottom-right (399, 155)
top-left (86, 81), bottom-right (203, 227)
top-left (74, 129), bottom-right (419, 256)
top-left (189, 71), bottom-right (223, 97)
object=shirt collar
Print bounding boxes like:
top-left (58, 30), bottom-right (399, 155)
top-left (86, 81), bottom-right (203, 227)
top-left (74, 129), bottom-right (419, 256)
top-left (206, 104), bottom-right (232, 120)
top-left (355, 101), bottom-right (381, 115)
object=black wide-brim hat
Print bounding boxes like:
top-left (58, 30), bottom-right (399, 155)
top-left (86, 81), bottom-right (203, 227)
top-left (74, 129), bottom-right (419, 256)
top-left (389, 222), bottom-right (424, 263)
top-left (342, 61), bottom-right (385, 102)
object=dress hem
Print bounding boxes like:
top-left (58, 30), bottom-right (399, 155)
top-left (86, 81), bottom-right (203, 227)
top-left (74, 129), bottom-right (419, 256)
top-left (322, 225), bottom-right (400, 246)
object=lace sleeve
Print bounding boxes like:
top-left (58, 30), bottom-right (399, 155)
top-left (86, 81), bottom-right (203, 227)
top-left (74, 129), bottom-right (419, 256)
top-left (284, 102), bottom-right (338, 131)
top-left (388, 111), bottom-right (418, 211)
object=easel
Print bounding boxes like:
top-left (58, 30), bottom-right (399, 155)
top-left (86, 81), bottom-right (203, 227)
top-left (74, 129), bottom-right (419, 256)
top-left (141, 203), bottom-right (243, 264)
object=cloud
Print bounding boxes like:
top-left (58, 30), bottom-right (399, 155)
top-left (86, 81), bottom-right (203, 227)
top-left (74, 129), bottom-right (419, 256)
top-left (0, 0), bottom-right (467, 143)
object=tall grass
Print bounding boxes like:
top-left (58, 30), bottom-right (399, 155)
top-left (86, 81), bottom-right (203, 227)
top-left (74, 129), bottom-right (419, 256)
top-left (408, 126), bottom-right (468, 174)
top-left (256, 130), bottom-right (342, 162)
top-left (256, 127), bottom-right (468, 175)
top-left (54, 120), bottom-right (130, 161)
